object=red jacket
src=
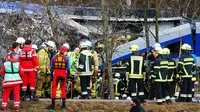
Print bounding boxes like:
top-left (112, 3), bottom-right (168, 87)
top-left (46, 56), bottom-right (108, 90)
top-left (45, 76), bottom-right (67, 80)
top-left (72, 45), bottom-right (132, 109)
top-left (18, 45), bottom-right (40, 72)
top-left (1, 58), bottom-right (24, 87)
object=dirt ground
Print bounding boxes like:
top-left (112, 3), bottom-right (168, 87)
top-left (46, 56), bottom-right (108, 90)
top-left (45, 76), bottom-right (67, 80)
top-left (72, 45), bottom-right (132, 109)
top-left (2, 101), bottom-right (200, 112)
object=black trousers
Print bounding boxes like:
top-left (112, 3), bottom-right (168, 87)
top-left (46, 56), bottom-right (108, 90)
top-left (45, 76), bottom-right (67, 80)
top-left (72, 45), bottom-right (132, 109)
top-left (129, 79), bottom-right (144, 102)
top-left (179, 78), bottom-right (192, 102)
top-left (167, 82), bottom-right (176, 97)
top-left (155, 82), bottom-right (170, 103)
top-left (80, 76), bottom-right (90, 98)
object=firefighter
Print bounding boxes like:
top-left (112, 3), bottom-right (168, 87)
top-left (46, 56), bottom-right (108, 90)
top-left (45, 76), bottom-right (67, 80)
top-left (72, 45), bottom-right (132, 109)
top-left (151, 49), bottom-right (171, 104)
top-left (147, 43), bottom-right (162, 100)
top-left (191, 53), bottom-right (197, 100)
top-left (32, 44), bottom-right (38, 53)
top-left (113, 73), bottom-right (121, 100)
top-left (18, 40), bottom-right (40, 101)
top-left (1, 52), bottom-right (24, 111)
top-left (163, 48), bottom-right (177, 97)
top-left (126, 44), bottom-right (146, 103)
top-left (68, 47), bottom-right (80, 77)
top-left (77, 41), bottom-right (94, 99)
top-left (36, 40), bottom-right (55, 98)
top-left (46, 46), bottom-right (70, 110)
top-left (176, 44), bottom-right (196, 102)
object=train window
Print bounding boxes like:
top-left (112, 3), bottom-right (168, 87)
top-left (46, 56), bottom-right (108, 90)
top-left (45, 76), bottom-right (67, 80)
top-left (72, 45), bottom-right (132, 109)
top-left (74, 10), bottom-right (84, 16)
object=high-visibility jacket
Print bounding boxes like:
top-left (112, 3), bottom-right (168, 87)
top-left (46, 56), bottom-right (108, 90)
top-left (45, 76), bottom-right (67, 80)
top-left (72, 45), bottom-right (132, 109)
top-left (18, 45), bottom-right (40, 72)
top-left (68, 52), bottom-right (79, 75)
top-left (168, 59), bottom-right (177, 82)
top-left (37, 48), bottom-right (50, 74)
top-left (126, 55), bottom-right (145, 79)
top-left (178, 54), bottom-right (195, 78)
top-left (78, 50), bottom-right (94, 76)
top-left (151, 55), bottom-right (168, 82)
top-left (0, 58), bottom-right (24, 87)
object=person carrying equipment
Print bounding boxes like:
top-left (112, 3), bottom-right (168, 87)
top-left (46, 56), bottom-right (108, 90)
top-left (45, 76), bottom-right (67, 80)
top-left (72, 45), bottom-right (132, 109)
top-left (151, 49), bottom-right (171, 104)
top-left (46, 46), bottom-right (70, 110)
top-left (176, 44), bottom-right (196, 102)
top-left (1, 52), bottom-right (24, 111)
top-left (126, 44), bottom-right (146, 103)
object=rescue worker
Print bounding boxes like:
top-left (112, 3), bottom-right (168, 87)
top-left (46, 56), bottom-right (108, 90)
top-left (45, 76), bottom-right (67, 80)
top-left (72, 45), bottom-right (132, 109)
top-left (126, 44), bottom-right (146, 103)
top-left (191, 53), bottom-right (197, 99)
top-left (6, 42), bottom-right (20, 60)
top-left (15, 37), bottom-right (25, 50)
top-left (46, 46), bottom-right (70, 110)
top-left (77, 41), bottom-right (94, 99)
top-left (18, 40), bottom-right (40, 101)
top-left (1, 52), bottom-right (24, 111)
top-left (36, 40), bottom-right (55, 98)
top-left (68, 47), bottom-right (80, 77)
top-left (163, 48), bottom-right (177, 97)
top-left (176, 44), bottom-right (196, 102)
top-left (151, 49), bottom-right (171, 104)
top-left (147, 43), bottom-right (162, 100)
top-left (32, 44), bottom-right (38, 52)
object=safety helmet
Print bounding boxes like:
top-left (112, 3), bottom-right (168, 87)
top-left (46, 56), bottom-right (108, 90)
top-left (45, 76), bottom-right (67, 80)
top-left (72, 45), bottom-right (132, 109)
top-left (45, 41), bottom-right (55, 48)
top-left (126, 34), bottom-right (131, 41)
top-left (154, 47), bottom-right (162, 52)
top-left (158, 49), bottom-right (164, 54)
top-left (98, 44), bottom-right (105, 48)
top-left (60, 46), bottom-right (68, 53)
top-left (181, 44), bottom-right (192, 50)
top-left (16, 37), bottom-right (25, 44)
top-left (85, 40), bottom-right (92, 47)
top-left (115, 73), bottom-right (120, 77)
top-left (163, 48), bottom-right (170, 54)
top-left (63, 43), bottom-right (70, 49)
top-left (129, 44), bottom-right (140, 52)
top-left (153, 43), bottom-right (161, 49)
top-left (79, 42), bottom-right (88, 48)
top-left (32, 44), bottom-right (38, 50)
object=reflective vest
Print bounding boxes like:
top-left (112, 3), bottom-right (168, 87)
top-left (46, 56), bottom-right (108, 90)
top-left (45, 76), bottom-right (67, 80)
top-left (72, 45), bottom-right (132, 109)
top-left (68, 52), bottom-right (79, 75)
top-left (127, 56), bottom-right (144, 79)
top-left (53, 54), bottom-right (67, 70)
top-left (20, 50), bottom-right (34, 60)
top-left (4, 62), bottom-right (21, 82)
top-left (38, 48), bottom-right (50, 73)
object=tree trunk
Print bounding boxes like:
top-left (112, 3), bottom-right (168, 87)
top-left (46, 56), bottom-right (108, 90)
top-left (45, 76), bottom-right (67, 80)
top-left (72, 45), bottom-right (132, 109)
top-left (155, 0), bottom-right (159, 42)
top-left (101, 0), bottom-right (115, 99)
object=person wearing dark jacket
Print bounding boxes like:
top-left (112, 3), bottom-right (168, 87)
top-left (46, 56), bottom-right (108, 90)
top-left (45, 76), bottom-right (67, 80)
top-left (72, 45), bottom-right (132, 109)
top-left (126, 44), bottom-right (146, 103)
top-left (176, 44), bottom-right (196, 102)
top-left (129, 97), bottom-right (145, 112)
top-left (77, 41), bottom-right (94, 99)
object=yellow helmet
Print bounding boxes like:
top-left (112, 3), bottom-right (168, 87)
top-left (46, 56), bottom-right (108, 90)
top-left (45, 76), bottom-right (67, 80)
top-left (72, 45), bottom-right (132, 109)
top-left (163, 48), bottom-right (170, 54)
top-left (129, 44), bottom-right (140, 51)
top-left (158, 49), bottom-right (164, 54)
top-left (126, 35), bottom-right (131, 41)
top-left (181, 44), bottom-right (192, 50)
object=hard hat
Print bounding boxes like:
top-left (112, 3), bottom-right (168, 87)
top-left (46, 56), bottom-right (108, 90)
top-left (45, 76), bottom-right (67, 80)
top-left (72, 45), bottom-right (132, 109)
top-left (115, 73), bottom-right (120, 77)
top-left (129, 44), bottom-right (140, 52)
top-left (32, 44), bottom-right (38, 50)
top-left (79, 42), bottom-right (88, 48)
top-left (153, 43), bottom-right (161, 49)
top-left (16, 37), bottom-right (25, 44)
top-left (158, 49), bottom-right (164, 54)
top-left (154, 47), bottom-right (162, 52)
top-left (45, 41), bottom-right (55, 48)
top-left (98, 44), bottom-right (104, 48)
top-left (63, 43), bottom-right (70, 49)
top-left (60, 46), bottom-right (68, 53)
top-left (126, 34), bottom-right (131, 41)
top-left (163, 48), bottom-right (170, 54)
top-left (181, 44), bottom-right (192, 50)
top-left (85, 40), bottom-right (92, 47)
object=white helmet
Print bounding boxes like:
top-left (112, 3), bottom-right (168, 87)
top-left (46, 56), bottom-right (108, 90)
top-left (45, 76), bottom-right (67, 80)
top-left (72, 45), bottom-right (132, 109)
top-left (153, 43), bottom-right (161, 49)
top-left (63, 43), bottom-right (70, 49)
top-left (154, 47), bottom-right (162, 52)
top-left (86, 40), bottom-right (92, 47)
top-left (32, 44), bottom-right (38, 50)
top-left (16, 37), bottom-right (25, 44)
top-left (45, 41), bottom-right (55, 48)
top-left (80, 42), bottom-right (88, 48)
top-left (115, 73), bottom-right (120, 77)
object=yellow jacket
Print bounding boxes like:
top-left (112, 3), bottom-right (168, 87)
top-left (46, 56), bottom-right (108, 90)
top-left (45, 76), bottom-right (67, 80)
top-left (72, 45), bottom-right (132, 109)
top-left (37, 48), bottom-right (50, 74)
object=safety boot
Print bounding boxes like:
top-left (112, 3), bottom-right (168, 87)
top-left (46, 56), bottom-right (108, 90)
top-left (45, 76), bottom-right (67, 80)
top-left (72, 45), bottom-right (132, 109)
top-left (46, 99), bottom-right (55, 110)
top-left (61, 99), bottom-right (67, 110)
top-left (21, 91), bottom-right (26, 101)
top-left (30, 92), bottom-right (39, 101)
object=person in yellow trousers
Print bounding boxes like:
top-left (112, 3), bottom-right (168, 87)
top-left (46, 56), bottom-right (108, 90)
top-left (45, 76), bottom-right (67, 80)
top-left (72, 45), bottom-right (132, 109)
top-left (36, 41), bottom-right (55, 98)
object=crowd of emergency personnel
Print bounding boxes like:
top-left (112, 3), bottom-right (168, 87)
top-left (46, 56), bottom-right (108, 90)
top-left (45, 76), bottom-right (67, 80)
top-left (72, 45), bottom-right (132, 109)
top-left (0, 35), bottom-right (198, 111)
